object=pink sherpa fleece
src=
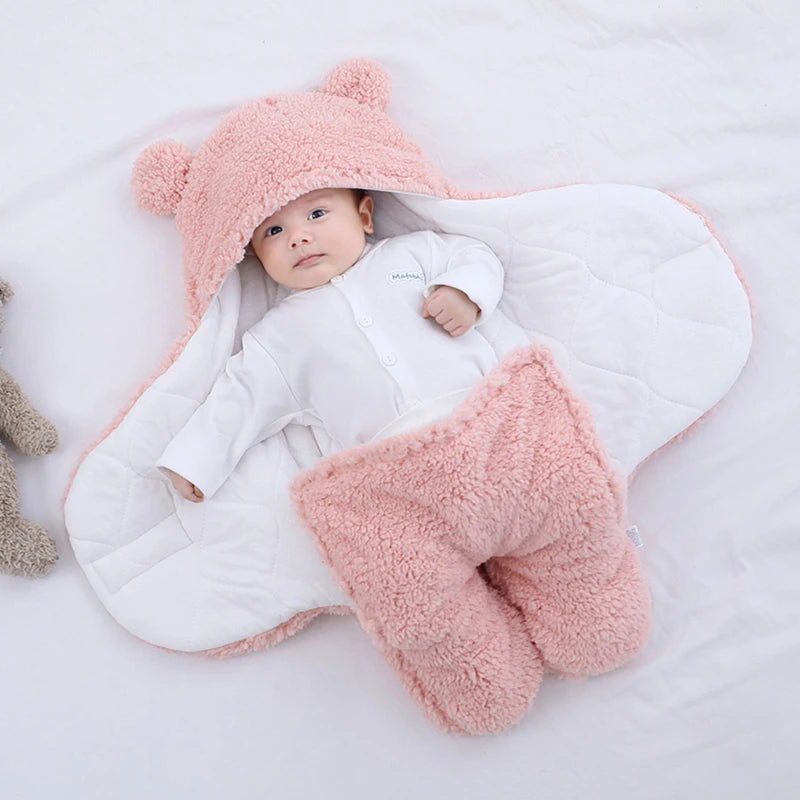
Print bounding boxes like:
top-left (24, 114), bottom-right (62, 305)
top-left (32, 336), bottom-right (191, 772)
top-left (291, 344), bottom-right (650, 734)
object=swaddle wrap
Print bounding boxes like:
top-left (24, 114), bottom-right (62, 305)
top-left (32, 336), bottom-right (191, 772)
top-left (64, 59), bottom-right (752, 665)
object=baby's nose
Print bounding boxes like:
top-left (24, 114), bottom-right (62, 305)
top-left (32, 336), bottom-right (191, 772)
top-left (290, 228), bottom-right (312, 247)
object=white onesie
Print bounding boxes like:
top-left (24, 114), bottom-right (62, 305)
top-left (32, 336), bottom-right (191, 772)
top-left (157, 230), bottom-right (505, 498)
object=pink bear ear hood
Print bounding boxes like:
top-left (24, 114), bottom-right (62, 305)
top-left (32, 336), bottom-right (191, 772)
top-left (131, 140), bottom-right (193, 216)
top-left (131, 58), bottom-right (454, 316)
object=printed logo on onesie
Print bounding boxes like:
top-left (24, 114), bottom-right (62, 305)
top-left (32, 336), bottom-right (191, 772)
top-left (386, 269), bottom-right (425, 287)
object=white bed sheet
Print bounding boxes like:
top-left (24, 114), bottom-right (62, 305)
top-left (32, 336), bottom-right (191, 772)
top-left (1, 2), bottom-right (798, 798)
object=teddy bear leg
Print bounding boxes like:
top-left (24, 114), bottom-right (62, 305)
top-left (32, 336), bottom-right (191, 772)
top-left (0, 443), bottom-right (58, 578)
top-left (0, 518), bottom-right (59, 578)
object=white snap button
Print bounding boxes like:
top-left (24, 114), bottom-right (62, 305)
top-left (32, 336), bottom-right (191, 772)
top-left (331, 275), bottom-right (344, 284)
top-left (381, 353), bottom-right (397, 366)
top-left (358, 316), bottom-right (373, 327)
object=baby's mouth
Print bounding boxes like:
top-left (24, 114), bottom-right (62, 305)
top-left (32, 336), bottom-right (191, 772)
top-left (294, 253), bottom-right (323, 268)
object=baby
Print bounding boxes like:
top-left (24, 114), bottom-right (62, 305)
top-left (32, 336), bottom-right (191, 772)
top-left (159, 187), bottom-right (505, 502)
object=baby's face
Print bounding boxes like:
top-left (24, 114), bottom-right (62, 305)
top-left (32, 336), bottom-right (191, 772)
top-left (250, 188), bottom-right (374, 289)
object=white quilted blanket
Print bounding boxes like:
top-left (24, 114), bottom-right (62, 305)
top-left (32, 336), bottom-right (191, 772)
top-left (64, 183), bottom-right (751, 653)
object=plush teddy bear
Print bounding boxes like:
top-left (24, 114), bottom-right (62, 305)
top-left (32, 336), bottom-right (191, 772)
top-left (0, 278), bottom-right (59, 578)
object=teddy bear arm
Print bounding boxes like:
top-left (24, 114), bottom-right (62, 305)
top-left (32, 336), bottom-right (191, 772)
top-left (0, 368), bottom-right (58, 456)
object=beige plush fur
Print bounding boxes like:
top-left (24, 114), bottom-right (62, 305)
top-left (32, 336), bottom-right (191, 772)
top-left (0, 279), bottom-right (58, 578)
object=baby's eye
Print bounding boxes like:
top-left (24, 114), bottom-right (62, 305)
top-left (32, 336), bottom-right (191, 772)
top-left (309, 209), bottom-right (326, 220)
top-left (265, 225), bottom-right (283, 237)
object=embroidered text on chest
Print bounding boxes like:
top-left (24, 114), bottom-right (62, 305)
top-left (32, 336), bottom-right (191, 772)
top-left (387, 270), bottom-right (425, 285)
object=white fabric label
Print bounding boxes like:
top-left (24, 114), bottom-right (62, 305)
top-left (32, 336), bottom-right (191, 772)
top-left (627, 525), bottom-right (644, 549)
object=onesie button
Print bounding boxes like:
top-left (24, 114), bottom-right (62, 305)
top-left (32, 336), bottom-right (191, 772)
top-left (381, 353), bottom-right (397, 366)
top-left (358, 316), bottom-right (373, 327)
top-left (331, 275), bottom-right (344, 284)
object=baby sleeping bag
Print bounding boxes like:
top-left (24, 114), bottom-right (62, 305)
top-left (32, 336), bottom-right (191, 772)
top-left (63, 59), bottom-right (752, 732)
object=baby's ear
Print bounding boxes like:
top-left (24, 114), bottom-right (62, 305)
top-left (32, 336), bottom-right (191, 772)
top-left (319, 58), bottom-right (391, 112)
top-left (131, 139), bottom-right (193, 216)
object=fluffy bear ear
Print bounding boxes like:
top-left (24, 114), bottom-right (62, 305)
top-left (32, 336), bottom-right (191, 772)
top-left (319, 58), bottom-right (391, 112)
top-left (131, 139), bottom-right (193, 216)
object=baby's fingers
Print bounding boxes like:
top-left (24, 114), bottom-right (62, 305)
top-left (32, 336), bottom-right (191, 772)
top-left (435, 310), bottom-right (454, 325)
top-left (422, 288), bottom-right (449, 317)
top-left (178, 479), bottom-right (203, 503)
top-left (444, 322), bottom-right (467, 337)
top-left (183, 483), bottom-right (204, 503)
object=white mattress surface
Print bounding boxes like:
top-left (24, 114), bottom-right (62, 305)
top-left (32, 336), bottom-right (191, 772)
top-left (1, 2), bottom-right (798, 798)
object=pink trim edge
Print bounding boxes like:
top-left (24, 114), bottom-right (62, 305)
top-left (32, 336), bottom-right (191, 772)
top-left (173, 606), bottom-right (352, 659)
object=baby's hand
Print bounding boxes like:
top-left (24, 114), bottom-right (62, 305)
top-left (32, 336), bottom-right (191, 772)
top-left (422, 286), bottom-right (480, 337)
top-left (162, 467), bottom-right (204, 503)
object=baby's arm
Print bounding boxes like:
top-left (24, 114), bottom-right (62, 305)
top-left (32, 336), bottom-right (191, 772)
top-left (157, 321), bottom-right (302, 502)
top-left (421, 233), bottom-right (505, 335)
